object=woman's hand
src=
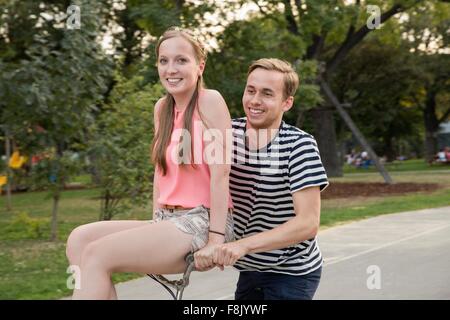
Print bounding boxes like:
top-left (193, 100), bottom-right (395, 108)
top-left (194, 243), bottom-right (222, 271)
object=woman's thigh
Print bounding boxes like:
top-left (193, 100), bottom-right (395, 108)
top-left (67, 220), bottom-right (150, 258)
top-left (83, 220), bottom-right (194, 275)
top-left (69, 220), bottom-right (151, 244)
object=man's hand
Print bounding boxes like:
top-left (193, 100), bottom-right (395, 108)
top-left (213, 241), bottom-right (249, 267)
top-left (194, 243), bottom-right (221, 271)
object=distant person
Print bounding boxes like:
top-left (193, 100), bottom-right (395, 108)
top-left (436, 148), bottom-right (447, 163)
top-left (359, 151), bottom-right (372, 169)
top-left (346, 150), bottom-right (356, 165)
top-left (445, 147), bottom-right (450, 162)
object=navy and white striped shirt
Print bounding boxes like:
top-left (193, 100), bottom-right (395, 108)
top-left (230, 118), bottom-right (329, 276)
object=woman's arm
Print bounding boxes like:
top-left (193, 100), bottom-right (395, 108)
top-left (194, 90), bottom-right (232, 270)
top-left (153, 173), bottom-right (160, 214)
top-left (200, 90), bottom-right (232, 244)
top-left (152, 98), bottom-right (164, 214)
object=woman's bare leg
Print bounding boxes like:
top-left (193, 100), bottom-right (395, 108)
top-left (72, 220), bottom-right (193, 299)
top-left (66, 220), bottom-right (150, 299)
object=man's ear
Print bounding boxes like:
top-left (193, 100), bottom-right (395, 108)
top-left (282, 96), bottom-right (294, 112)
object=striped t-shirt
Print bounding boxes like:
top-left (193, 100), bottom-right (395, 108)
top-left (230, 118), bottom-right (329, 276)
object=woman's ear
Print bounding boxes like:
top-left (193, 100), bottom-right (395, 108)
top-left (198, 60), bottom-right (205, 76)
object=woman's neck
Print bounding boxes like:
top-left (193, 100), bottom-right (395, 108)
top-left (172, 87), bottom-right (198, 111)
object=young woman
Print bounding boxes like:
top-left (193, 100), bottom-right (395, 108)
top-left (66, 26), bottom-right (234, 299)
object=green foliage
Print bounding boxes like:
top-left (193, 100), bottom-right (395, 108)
top-left (129, 0), bottom-right (183, 34)
top-left (333, 39), bottom-right (424, 158)
top-left (0, 0), bottom-right (113, 237)
top-left (205, 16), bottom-right (313, 118)
top-left (88, 74), bottom-right (163, 220)
top-left (128, 0), bottom-right (216, 34)
top-left (27, 150), bottom-right (83, 193)
top-left (1, 0), bottom-right (112, 151)
top-left (3, 212), bottom-right (50, 240)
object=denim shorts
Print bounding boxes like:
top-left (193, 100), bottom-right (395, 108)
top-left (235, 267), bottom-right (322, 300)
top-left (151, 205), bottom-right (235, 252)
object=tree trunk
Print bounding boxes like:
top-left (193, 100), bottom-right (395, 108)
top-left (51, 192), bottom-right (59, 241)
top-left (319, 78), bottom-right (393, 184)
top-left (385, 136), bottom-right (396, 162)
top-left (88, 152), bottom-right (102, 185)
top-left (100, 189), bottom-right (113, 221)
top-left (50, 143), bottom-right (65, 241)
top-left (423, 89), bottom-right (439, 163)
top-left (311, 107), bottom-right (343, 177)
top-left (5, 131), bottom-right (12, 211)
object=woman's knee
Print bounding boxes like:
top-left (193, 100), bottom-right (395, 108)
top-left (66, 223), bottom-right (96, 265)
top-left (79, 239), bottom-right (115, 272)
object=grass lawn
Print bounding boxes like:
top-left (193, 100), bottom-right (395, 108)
top-left (321, 169), bottom-right (450, 228)
top-left (0, 164), bottom-right (449, 299)
top-left (0, 188), bottom-right (152, 300)
top-left (343, 158), bottom-right (449, 173)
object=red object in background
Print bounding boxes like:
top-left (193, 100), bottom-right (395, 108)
top-left (34, 125), bottom-right (46, 133)
top-left (445, 147), bottom-right (450, 161)
top-left (31, 155), bottom-right (43, 165)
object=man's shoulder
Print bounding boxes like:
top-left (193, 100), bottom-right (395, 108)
top-left (279, 122), bottom-right (316, 145)
top-left (231, 117), bottom-right (247, 129)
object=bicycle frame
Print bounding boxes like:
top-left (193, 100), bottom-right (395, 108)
top-left (147, 252), bottom-right (195, 300)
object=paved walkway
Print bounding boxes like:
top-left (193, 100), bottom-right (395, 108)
top-left (103, 206), bottom-right (450, 299)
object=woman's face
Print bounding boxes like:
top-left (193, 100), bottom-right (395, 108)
top-left (157, 36), bottom-right (204, 98)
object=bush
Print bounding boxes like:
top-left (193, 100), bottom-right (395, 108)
top-left (3, 212), bottom-right (50, 240)
top-left (87, 75), bottom-right (163, 220)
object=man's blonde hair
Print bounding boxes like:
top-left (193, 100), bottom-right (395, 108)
top-left (247, 58), bottom-right (299, 99)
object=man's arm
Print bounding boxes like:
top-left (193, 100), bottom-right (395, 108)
top-left (213, 186), bottom-right (321, 267)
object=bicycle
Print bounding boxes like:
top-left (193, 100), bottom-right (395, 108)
top-left (147, 252), bottom-right (195, 300)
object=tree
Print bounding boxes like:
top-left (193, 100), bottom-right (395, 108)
top-left (399, 0), bottom-right (450, 162)
top-left (332, 39), bottom-right (424, 161)
top-left (218, 0), bottom-right (449, 180)
top-left (0, 0), bottom-right (112, 240)
top-left (205, 16), bottom-right (322, 118)
top-left (88, 74), bottom-right (163, 220)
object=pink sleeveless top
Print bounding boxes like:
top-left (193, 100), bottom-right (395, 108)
top-left (155, 105), bottom-right (233, 209)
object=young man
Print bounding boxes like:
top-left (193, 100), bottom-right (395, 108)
top-left (199, 58), bottom-right (329, 300)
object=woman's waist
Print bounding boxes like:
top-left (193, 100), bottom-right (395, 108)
top-left (160, 204), bottom-right (233, 213)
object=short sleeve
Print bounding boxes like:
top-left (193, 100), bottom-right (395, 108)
top-left (288, 135), bottom-right (329, 194)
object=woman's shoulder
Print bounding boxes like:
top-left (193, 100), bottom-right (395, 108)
top-left (199, 89), bottom-right (227, 110)
top-left (199, 89), bottom-right (225, 105)
top-left (155, 96), bottom-right (166, 109)
top-left (198, 89), bottom-right (230, 126)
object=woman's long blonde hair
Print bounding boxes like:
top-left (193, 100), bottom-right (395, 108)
top-left (152, 27), bottom-right (207, 175)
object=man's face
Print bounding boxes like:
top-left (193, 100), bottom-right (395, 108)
top-left (242, 68), bottom-right (293, 130)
